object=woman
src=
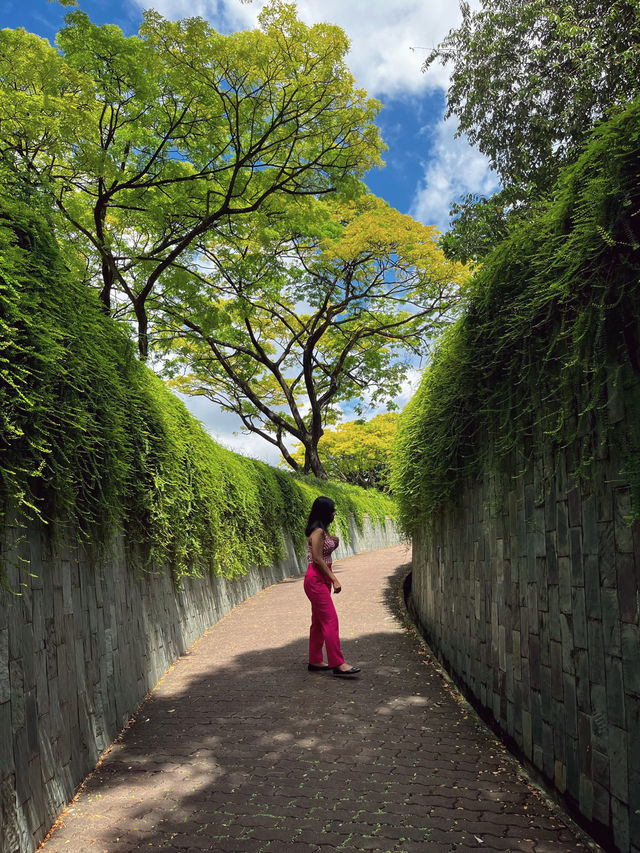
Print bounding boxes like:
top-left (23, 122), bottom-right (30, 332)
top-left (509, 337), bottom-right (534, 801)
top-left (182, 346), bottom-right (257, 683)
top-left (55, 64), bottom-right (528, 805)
top-left (303, 496), bottom-right (361, 677)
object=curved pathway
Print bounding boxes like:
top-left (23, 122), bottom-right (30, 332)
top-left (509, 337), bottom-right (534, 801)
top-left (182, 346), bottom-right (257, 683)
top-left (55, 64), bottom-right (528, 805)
top-left (39, 545), bottom-right (595, 853)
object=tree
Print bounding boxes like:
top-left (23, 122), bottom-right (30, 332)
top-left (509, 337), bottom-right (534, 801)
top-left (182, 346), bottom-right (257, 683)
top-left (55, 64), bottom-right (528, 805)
top-left (425, 0), bottom-right (640, 261)
top-left (426, 0), bottom-right (640, 195)
top-left (439, 191), bottom-right (512, 264)
top-left (157, 195), bottom-right (470, 478)
top-left (289, 413), bottom-right (399, 490)
top-left (0, 2), bottom-right (383, 356)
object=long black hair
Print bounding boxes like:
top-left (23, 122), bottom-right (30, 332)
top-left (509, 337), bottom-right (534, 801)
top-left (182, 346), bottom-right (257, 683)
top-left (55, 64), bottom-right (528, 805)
top-left (305, 496), bottom-right (336, 537)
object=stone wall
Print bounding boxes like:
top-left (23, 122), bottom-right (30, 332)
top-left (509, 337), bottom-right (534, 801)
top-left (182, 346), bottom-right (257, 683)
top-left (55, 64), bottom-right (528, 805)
top-left (0, 516), bottom-right (399, 853)
top-left (410, 437), bottom-right (640, 851)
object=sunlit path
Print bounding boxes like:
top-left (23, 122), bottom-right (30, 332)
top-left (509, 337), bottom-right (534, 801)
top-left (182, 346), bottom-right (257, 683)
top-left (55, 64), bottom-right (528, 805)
top-left (39, 545), bottom-right (593, 853)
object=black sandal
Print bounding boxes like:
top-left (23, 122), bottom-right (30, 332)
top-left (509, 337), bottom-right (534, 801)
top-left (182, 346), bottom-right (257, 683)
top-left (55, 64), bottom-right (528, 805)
top-left (332, 666), bottom-right (361, 676)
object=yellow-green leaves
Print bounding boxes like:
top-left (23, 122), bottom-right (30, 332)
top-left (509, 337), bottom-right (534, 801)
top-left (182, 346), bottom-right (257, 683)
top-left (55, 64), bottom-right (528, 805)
top-left (290, 413), bottom-right (399, 490)
top-left (0, 166), bottom-right (395, 588)
top-left (0, 28), bottom-right (94, 169)
top-left (319, 195), bottom-right (472, 290)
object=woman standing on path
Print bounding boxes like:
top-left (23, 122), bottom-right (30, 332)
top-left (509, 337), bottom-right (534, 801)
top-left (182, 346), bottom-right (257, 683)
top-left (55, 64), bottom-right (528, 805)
top-left (304, 496), bottom-right (361, 677)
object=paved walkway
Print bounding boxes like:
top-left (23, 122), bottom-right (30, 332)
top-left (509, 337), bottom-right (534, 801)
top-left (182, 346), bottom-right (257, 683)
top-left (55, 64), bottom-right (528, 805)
top-left (39, 545), bottom-right (594, 853)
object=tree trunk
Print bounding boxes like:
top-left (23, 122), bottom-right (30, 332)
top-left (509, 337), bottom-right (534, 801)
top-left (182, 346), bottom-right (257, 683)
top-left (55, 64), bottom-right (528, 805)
top-left (134, 299), bottom-right (149, 359)
top-left (304, 442), bottom-right (328, 479)
top-left (99, 258), bottom-right (113, 315)
top-left (98, 284), bottom-right (111, 314)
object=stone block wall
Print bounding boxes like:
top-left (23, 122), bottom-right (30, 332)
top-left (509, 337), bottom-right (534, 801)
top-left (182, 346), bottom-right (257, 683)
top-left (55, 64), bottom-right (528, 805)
top-left (410, 435), bottom-right (640, 852)
top-left (0, 515), bottom-right (399, 853)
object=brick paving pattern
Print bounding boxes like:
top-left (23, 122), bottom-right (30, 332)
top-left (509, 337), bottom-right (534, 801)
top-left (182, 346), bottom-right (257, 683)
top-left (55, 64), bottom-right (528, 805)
top-left (38, 545), bottom-right (595, 853)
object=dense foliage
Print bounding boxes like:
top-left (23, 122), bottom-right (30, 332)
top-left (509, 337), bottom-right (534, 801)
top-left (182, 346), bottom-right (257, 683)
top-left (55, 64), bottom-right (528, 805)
top-left (0, 176), bottom-right (395, 588)
top-left (392, 98), bottom-right (640, 535)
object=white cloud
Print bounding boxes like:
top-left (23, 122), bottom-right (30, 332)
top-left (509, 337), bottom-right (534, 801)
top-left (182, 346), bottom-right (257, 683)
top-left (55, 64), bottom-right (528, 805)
top-left (174, 392), bottom-right (286, 466)
top-left (134, 0), bottom-right (257, 30)
top-left (397, 366), bottom-right (423, 407)
top-left (410, 116), bottom-right (500, 232)
top-left (292, 0), bottom-right (462, 98)
top-left (336, 364), bottom-right (424, 422)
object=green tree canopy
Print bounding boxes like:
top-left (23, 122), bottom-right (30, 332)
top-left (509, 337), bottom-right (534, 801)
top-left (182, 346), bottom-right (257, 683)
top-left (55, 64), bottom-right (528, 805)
top-left (425, 0), bottom-right (640, 261)
top-left (0, 2), bottom-right (384, 355)
top-left (157, 194), bottom-right (470, 478)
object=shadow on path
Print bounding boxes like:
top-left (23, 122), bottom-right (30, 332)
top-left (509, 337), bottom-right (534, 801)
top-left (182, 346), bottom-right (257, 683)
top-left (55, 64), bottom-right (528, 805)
top-left (40, 554), bottom-right (588, 853)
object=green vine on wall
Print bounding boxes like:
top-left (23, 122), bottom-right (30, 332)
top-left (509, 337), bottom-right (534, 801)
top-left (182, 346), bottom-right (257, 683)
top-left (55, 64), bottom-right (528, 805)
top-left (0, 168), bottom-right (395, 591)
top-left (393, 98), bottom-right (640, 536)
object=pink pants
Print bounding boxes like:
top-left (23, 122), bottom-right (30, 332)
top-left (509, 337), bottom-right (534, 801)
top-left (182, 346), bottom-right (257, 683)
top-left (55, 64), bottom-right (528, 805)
top-left (303, 563), bottom-right (345, 668)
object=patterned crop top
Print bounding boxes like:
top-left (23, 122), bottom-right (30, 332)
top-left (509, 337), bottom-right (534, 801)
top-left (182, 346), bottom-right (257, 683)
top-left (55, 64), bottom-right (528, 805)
top-left (307, 531), bottom-right (339, 565)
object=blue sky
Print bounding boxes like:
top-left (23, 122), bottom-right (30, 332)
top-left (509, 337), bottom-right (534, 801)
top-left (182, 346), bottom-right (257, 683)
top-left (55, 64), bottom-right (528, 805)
top-left (3, 0), bottom-right (497, 464)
